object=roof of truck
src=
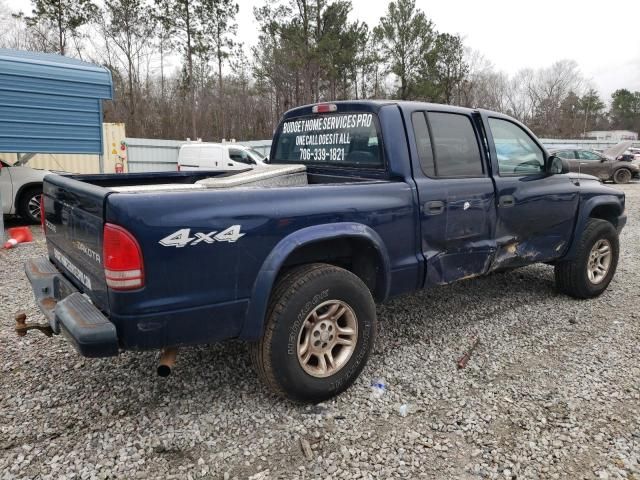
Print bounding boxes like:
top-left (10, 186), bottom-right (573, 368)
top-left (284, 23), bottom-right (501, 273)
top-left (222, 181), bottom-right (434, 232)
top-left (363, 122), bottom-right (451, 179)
top-left (284, 100), bottom-right (495, 118)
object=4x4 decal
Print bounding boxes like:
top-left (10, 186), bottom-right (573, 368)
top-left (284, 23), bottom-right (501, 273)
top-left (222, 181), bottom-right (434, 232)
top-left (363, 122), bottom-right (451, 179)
top-left (159, 225), bottom-right (244, 248)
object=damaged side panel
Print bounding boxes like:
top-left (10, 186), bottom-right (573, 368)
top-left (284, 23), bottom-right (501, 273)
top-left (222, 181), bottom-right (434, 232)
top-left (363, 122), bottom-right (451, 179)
top-left (490, 236), bottom-right (567, 272)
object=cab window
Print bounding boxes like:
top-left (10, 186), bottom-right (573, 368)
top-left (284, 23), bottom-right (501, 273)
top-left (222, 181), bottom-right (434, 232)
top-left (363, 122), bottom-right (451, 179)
top-left (429, 112), bottom-right (484, 177)
top-left (489, 118), bottom-right (545, 175)
top-left (412, 111), bottom-right (484, 178)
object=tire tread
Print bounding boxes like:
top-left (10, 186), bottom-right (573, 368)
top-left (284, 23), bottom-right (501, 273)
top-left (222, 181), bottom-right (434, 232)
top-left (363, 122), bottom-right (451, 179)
top-left (555, 218), bottom-right (618, 298)
top-left (250, 263), bottom-right (344, 399)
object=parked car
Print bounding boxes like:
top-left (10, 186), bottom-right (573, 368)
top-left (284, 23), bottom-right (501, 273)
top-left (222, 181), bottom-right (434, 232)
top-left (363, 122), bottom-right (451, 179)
top-left (24, 101), bottom-right (625, 403)
top-left (177, 143), bottom-right (268, 171)
top-left (0, 159), bottom-right (51, 223)
top-left (624, 147), bottom-right (640, 161)
top-left (550, 142), bottom-right (639, 184)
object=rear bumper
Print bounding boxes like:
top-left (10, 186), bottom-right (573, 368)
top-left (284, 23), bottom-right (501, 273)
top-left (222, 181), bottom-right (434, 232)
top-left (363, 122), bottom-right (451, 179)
top-left (25, 257), bottom-right (119, 357)
top-left (25, 256), bottom-right (250, 354)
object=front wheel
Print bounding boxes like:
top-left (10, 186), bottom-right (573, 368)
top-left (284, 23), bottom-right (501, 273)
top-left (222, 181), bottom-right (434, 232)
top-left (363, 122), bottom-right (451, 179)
top-left (554, 219), bottom-right (619, 298)
top-left (613, 168), bottom-right (632, 184)
top-left (251, 263), bottom-right (377, 403)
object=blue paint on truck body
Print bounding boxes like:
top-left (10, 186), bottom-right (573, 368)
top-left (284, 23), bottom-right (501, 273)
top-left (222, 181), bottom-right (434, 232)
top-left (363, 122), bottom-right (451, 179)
top-left (31, 101), bottom-right (625, 356)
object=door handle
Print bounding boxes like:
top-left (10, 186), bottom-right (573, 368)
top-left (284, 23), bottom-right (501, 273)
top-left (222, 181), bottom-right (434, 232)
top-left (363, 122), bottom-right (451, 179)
top-left (499, 195), bottom-right (515, 208)
top-left (424, 200), bottom-right (445, 215)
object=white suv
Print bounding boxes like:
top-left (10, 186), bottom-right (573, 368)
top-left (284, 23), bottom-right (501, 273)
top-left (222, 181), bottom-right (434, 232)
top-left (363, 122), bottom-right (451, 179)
top-left (1, 159), bottom-right (51, 223)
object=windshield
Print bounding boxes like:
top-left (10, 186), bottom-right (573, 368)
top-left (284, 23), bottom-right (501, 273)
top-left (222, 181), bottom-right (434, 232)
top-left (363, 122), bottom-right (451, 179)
top-left (273, 112), bottom-right (384, 168)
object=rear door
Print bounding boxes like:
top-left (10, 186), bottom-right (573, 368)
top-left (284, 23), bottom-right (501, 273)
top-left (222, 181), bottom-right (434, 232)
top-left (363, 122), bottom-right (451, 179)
top-left (407, 108), bottom-right (497, 285)
top-left (482, 113), bottom-right (579, 266)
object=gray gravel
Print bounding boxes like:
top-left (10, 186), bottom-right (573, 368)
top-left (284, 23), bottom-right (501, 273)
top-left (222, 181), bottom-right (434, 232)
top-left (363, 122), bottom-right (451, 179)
top-left (1, 185), bottom-right (640, 480)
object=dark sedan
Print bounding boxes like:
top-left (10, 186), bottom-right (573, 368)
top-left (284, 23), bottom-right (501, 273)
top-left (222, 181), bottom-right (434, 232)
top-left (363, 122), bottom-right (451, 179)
top-left (550, 147), bottom-right (640, 184)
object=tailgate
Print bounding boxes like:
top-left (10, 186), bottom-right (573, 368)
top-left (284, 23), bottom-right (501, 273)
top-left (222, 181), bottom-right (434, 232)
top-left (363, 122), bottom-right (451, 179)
top-left (42, 174), bottom-right (110, 314)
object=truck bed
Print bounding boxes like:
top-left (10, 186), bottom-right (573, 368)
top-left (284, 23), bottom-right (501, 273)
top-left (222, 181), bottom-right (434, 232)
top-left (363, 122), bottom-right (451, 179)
top-left (65, 166), bottom-right (381, 192)
top-left (40, 165), bottom-right (403, 351)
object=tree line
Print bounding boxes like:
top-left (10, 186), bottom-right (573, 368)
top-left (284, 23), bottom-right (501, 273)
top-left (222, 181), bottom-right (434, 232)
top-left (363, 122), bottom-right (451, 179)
top-left (1, 0), bottom-right (639, 141)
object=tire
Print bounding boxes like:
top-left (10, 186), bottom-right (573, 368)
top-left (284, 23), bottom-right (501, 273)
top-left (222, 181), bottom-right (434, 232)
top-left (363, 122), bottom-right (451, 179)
top-left (613, 168), bottom-right (632, 184)
top-left (17, 186), bottom-right (42, 224)
top-left (251, 263), bottom-right (377, 403)
top-left (554, 218), bottom-right (619, 299)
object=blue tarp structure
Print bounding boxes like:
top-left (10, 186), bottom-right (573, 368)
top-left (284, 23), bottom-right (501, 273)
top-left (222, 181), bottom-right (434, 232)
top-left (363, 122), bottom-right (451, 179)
top-left (0, 49), bottom-right (113, 154)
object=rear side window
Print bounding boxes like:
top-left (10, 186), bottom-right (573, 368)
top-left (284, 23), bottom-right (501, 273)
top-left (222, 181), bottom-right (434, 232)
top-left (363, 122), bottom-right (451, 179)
top-left (411, 112), bottom-right (435, 176)
top-left (412, 112), bottom-right (484, 177)
top-left (429, 113), bottom-right (483, 177)
top-left (273, 112), bottom-right (383, 168)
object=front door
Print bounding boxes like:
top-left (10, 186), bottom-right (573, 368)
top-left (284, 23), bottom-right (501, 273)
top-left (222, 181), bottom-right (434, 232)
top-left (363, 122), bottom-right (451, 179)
top-left (482, 113), bottom-right (579, 269)
top-left (407, 108), bottom-right (497, 286)
top-left (575, 150), bottom-right (611, 180)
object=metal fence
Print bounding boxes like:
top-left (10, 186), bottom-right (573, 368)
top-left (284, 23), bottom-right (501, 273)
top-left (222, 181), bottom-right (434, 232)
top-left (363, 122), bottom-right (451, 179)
top-left (125, 138), bottom-right (186, 173)
top-left (540, 139), bottom-right (640, 151)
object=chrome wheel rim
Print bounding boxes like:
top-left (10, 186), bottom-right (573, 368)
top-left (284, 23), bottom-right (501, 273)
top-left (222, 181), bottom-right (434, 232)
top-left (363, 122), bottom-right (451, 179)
top-left (587, 239), bottom-right (612, 284)
top-left (28, 195), bottom-right (41, 220)
top-left (296, 300), bottom-right (358, 378)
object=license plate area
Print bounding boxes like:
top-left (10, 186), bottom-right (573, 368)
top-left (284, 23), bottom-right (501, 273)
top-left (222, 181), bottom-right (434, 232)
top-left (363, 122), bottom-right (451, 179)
top-left (54, 275), bottom-right (75, 301)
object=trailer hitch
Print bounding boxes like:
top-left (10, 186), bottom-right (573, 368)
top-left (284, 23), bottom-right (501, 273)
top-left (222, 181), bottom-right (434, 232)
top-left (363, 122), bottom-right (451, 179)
top-left (15, 313), bottom-right (54, 337)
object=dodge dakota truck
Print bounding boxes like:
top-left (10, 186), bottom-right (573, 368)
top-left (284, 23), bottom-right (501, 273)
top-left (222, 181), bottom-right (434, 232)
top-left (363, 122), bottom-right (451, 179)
top-left (23, 101), bottom-right (626, 403)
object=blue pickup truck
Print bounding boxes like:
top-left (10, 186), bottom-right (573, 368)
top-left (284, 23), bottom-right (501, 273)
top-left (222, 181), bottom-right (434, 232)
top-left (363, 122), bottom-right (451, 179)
top-left (24, 101), bottom-right (626, 402)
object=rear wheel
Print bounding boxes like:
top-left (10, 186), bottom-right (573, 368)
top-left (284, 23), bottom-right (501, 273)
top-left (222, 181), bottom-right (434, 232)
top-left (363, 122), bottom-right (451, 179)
top-left (554, 219), bottom-right (619, 298)
top-left (17, 186), bottom-right (42, 224)
top-left (251, 263), bottom-right (377, 403)
top-left (613, 168), bottom-right (632, 184)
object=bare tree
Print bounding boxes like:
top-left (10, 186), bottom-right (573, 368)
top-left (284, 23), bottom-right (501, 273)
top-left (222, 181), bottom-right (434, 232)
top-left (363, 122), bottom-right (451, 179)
top-left (17, 0), bottom-right (97, 56)
top-left (100, 0), bottom-right (156, 135)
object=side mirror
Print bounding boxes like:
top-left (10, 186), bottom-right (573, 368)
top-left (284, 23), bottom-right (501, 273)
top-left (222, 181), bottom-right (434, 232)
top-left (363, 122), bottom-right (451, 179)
top-left (548, 155), bottom-right (570, 175)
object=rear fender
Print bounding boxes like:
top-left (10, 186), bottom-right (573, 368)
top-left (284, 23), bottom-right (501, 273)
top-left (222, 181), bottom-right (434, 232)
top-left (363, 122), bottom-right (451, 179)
top-left (240, 222), bottom-right (391, 340)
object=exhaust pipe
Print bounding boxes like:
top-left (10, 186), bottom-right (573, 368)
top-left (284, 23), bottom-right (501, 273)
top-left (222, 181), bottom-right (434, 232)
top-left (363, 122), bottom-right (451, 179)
top-left (157, 348), bottom-right (177, 377)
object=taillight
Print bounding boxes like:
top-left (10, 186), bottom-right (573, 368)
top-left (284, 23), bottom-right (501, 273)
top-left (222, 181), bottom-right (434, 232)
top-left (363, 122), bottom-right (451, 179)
top-left (103, 223), bottom-right (144, 290)
top-left (40, 194), bottom-right (46, 231)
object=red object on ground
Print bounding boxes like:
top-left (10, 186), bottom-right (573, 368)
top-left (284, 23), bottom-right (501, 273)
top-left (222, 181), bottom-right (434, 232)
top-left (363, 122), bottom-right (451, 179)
top-left (3, 226), bottom-right (33, 249)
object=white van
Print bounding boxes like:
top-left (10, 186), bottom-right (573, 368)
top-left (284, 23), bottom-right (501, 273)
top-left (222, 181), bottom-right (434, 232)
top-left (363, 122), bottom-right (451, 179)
top-left (177, 143), bottom-right (268, 171)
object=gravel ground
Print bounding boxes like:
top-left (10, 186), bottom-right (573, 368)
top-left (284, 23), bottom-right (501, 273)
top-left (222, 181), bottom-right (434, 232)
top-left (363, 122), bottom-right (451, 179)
top-left (1, 185), bottom-right (639, 480)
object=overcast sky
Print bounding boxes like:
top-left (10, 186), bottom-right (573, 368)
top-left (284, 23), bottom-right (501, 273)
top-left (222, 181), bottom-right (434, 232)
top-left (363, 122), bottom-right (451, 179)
top-left (5, 0), bottom-right (640, 100)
